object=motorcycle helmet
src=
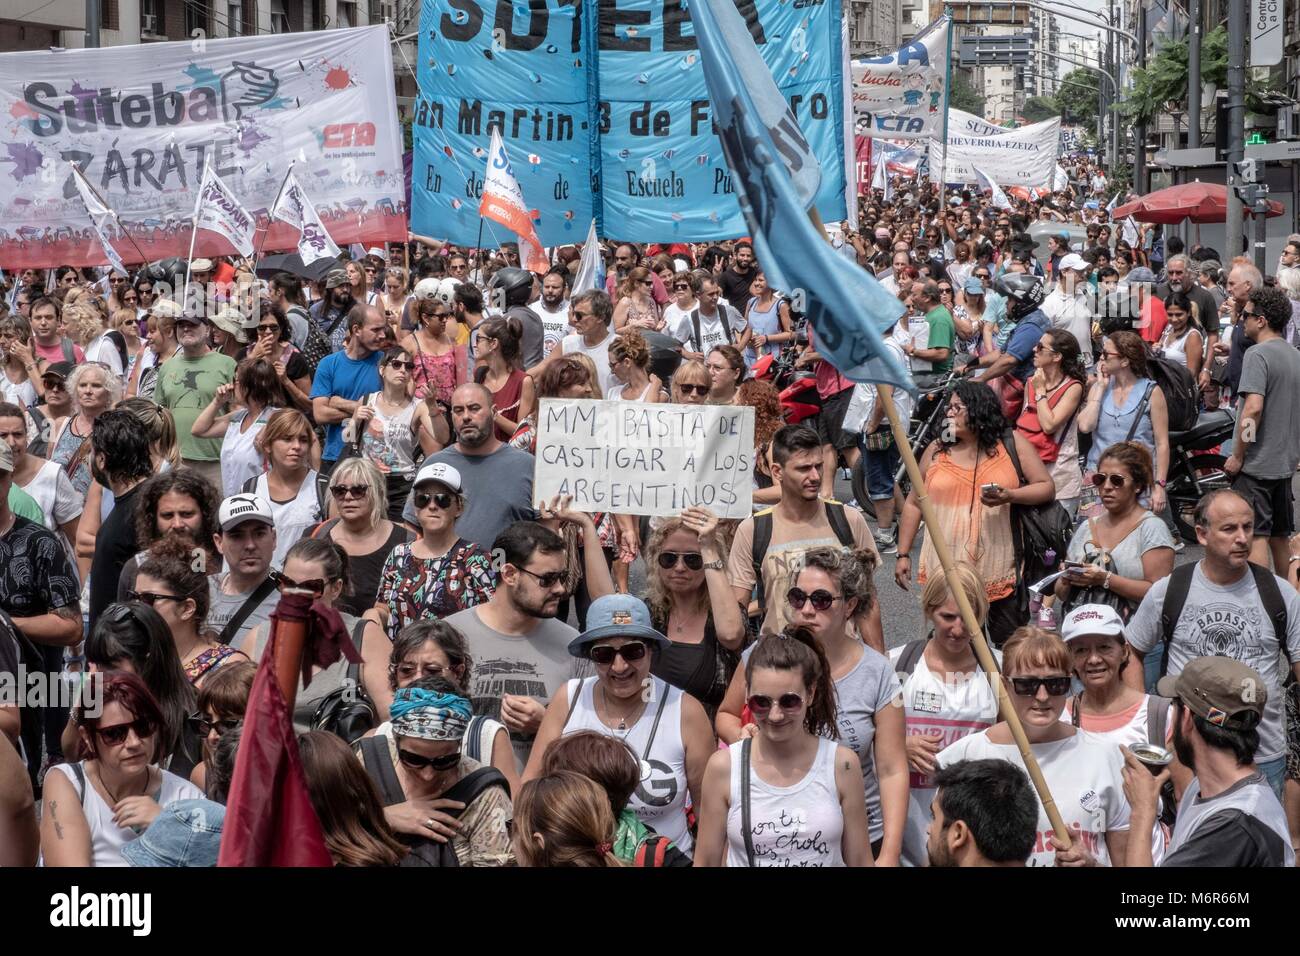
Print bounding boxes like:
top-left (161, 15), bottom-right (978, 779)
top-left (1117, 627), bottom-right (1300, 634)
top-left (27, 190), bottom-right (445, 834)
top-left (993, 272), bottom-right (1046, 320)
top-left (489, 267), bottom-right (536, 310)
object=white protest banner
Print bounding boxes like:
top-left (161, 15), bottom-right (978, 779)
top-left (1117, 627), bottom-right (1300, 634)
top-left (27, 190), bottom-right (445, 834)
top-left (931, 115), bottom-right (1060, 188)
top-left (0, 26), bottom-right (404, 269)
top-left (271, 165), bottom-right (342, 265)
top-left (533, 400), bottom-right (754, 519)
top-left (852, 16), bottom-right (949, 141)
top-left (193, 161), bottom-right (255, 258)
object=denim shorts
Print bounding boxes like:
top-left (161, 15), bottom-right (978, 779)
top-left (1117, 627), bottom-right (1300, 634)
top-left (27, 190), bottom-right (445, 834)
top-left (864, 441), bottom-right (901, 501)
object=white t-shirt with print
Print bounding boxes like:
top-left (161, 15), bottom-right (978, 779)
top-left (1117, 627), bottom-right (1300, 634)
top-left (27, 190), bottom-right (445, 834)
top-left (937, 727), bottom-right (1132, 867)
top-left (672, 304), bottom-right (746, 355)
top-left (536, 300), bottom-right (570, 359)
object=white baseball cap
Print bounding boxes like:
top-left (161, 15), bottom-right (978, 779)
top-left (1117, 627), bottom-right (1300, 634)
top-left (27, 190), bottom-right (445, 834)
top-left (1057, 253), bottom-right (1089, 273)
top-left (413, 462), bottom-right (462, 494)
top-left (1060, 604), bottom-right (1126, 642)
top-left (412, 278), bottom-right (441, 301)
top-left (218, 493), bottom-right (275, 532)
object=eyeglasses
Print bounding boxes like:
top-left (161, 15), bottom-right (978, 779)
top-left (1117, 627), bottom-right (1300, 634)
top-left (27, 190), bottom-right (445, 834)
top-left (385, 359), bottom-right (415, 371)
top-left (514, 565), bottom-right (567, 589)
top-left (1010, 676), bottom-right (1072, 697)
top-left (588, 641), bottom-right (648, 666)
top-left (639, 280), bottom-right (653, 287)
top-left (1032, 343), bottom-right (1058, 354)
top-left (126, 589), bottom-right (185, 607)
top-left (1101, 350), bottom-right (1122, 361)
top-left (96, 716), bottom-right (157, 746)
top-left (277, 574), bottom-right (327, 596)
top-left (657, 551), bottom-right (704, 571)
top-left (138, 288), bottom-right (154, 297)
top-left (746, 692), bottom-right (806, 718)
top-left (973, 273), bottom-right (990, 279)
top-left (394, 662), bottom-right (447, 681)
top-left (572, 310), bottom-right (593, 321)
top-left (786, 587), bottom-right (840, 611)
top-left (257, 323), bottom-right (280, 335)
top-left (187, 712), bottom-right (238, 737)
top-left (413, 490), bottom-right (455, 511)
top-left (1090, 472), bottom-right (1132, 489)
top-left (678, 383), bottom-right (710, 396)
top-left (397, 748), bottom-right (461, 772)
top-left (330, 484), bottom-right (370, 500)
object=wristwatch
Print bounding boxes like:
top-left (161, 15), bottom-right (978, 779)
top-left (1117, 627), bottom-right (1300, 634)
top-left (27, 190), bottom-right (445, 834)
top-left (1155, 479), bottom-right (1167, 488)
top-left (701, 558), bottom-right (724, 572)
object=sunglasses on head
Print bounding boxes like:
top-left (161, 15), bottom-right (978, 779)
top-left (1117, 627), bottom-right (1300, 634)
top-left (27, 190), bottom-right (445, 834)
top-left (1090, 472), bottom-right (1132, 489)
top-left (277, 574), bottom-right (327, 596)
top-left (126, 589), bottom-right (184, 607)
top-left (786, 587), bottom-right (840, 611)
top-left (678, 383), bottom-right (710, 396)
top-left (413, 490), bottom-right (455, 511)
top-left (746, 692), bottom-right (805, 718)
top-left (657, 550), bottom-right (703, 571)
top-left (588, 641), bottom-right (648, 666)
top-left (1010, 676), bottom-right (1072, 697)
top-left (187, 712), bottom-right (238, 737)
top-left (330, 484), bottom-right (369, 500)
top-left (96, 716), bottom-right (157, 746)
top-left (397, 748), bottom-right (461, 772)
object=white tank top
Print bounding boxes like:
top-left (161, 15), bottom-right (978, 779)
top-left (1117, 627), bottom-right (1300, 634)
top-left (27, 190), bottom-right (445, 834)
top-left (562, 676), bottom-right (692, 850)
top-left (725, 736), bottom-right (844, 867)
top-left (1158, 325), bottom-right (1196, 369)
top-left (253, 470), bottom-right (322, 569)
top-left (221, 407), bottom-right (274, 499)
top-left (360, 392), bottom-right (419, 478)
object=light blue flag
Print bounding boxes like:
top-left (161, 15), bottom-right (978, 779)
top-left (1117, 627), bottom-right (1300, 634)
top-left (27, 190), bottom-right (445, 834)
top-left (572, 219), bottom-right (606, 297)
top-left (687, 0), bottom-right (912, 391)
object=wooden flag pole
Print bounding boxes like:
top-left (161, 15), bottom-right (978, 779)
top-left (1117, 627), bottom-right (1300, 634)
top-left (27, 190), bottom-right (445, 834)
top-left (269, 590), bottom-right (312, 711)
top-left (877, 384), bottom-right (1071, 845)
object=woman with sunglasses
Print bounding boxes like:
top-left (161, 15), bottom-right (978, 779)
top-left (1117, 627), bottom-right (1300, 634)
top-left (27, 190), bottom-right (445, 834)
top-left (189, 660), bottom-right (255, 795)
top-left (895, 379), bottom-right (1054, 645)
top-left (114, 308), bottom-right (149, 390)
top-left (606, 329), bottom-right (666, 403)
top-left (135, 537), bottom-right (249, 687)
top-left (238, 408), bottom-right (322, 569)
top-left (1055, 441), bottom-right (1174, 622)
top-left (474, 315), bottom-right (534, 442)
top-left (936, 626), bottom-right (1132, 867)
top-left (743, 271), bottom-right (793, 366)
top-left (612, 266), bottom-right (664, 333)
top-left (1018, 328), bottom-right (1086, 518)
top-left (704, 344), bottom-right (745, 406)
top-left (719, 546), bottom-right (906, 863)
top-left (41, 671), bottom-right (204, 866)
top-left (524, 594), bottom-right (714, 855)
top-left (662, 272), bottom-right (699, 337)
top-left (193, 358), bottom-right (287, 500)
top-left (370, 461), bottom-right (494, 643)
top-left (401, 296), bottom-right (467, 407)
top-left (351, 347), bottom-right (442, 520)
top-left (245, 301), bottom-right (314, 413)
top-left (643, 509), bottom-right (747, 723)
top-left (671, 358), bottom-right (713, 405)
top-left (951, 277), bottom-right (987, 357)
top-left (356, 680), bottom-right (515, 866)
top-left (696, 628), bottom-right (873, 867)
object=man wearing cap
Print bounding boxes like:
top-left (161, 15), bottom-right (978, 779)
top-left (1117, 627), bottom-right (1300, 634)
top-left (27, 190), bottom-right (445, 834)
top-left (311, 268), bottom-right (356, 353)
top-left (1124, 489), bottom-right (1300, 799)
top-left (185, 258), bottom-right (215, 317)
top-left (154, 308), bottom-right (235, 493)
top-left (310, 305), bottom-right (386, 476)
top-left (87, 410), bottom-right (156, 631)
top-left (1041, 253), bottom-right (1096, 368)
top-left (28, 361), bottom-right (74, 459)
top-left (208, 494), bottom-right (280, 648)
top-left (1122, 656), bottom-right (1294, 867)
top-left (1124, 266), bottom-right (1166, 345)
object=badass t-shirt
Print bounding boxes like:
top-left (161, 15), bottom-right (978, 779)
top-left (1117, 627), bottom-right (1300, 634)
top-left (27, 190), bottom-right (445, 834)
top-left (937, 728), bottom-right (1132, 867)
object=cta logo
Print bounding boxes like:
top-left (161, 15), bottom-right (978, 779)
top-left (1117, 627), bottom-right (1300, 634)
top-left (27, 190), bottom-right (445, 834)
top-left (321, 122), bottom-right (376, 148)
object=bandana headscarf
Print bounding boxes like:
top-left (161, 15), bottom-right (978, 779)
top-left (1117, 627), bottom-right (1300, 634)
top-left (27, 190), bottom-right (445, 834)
top-left (389, 688), bottom-right (472, 741)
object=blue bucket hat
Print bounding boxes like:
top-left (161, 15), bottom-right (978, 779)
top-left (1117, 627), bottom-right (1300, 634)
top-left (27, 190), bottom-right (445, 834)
top-left (963, 277), bottom-right (985, 295)
top-left (568, 594), bottom-right (669, 658)
top-left (121, 799), bottom-right (226, 867)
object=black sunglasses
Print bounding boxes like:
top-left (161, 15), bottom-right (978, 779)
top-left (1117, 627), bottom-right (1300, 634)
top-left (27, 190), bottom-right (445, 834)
top-left (588, 641), bottom-right (648, 666)
top-left (1010, 676), bottom-right (1072, 697)
top-left (277, 575), bottom-right (327, 596)
top-left (96, 716), bottom-right (157, 746)
top-left (386, 359), bottom-right (415, 371)
top-left (786, 587), bottom-right (840, 611)
top-left (514, 565), bottom-right (567, 589)
top-left (397, 748), bottom-right (461, 772)
top-left (126, 589), bottom-right (185, 607)
top-left (1090, 472), bottom-right (1132, 489)
top-left (330, 484), bottom-right (370, 500)
top-left (187, 712), bottom-right (239, 737)
top-left (657, 551), bottom-right (704, 571)
top-left (678, 383), bottom-right (710, 396)
top-left (746, 692), bottom-right (805, 718)
top-left (413, 490), bottom-right (455, 511)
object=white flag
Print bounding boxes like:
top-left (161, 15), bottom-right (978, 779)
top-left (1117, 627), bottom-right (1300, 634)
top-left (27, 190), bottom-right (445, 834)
top-left (1122, 216), bottom-right (1139, 246)
top-left (192, 161), bottom-right (255, 258)
top-left (271, 165), bottom-right (342, 264)
top-left (480, 129), bottom-right (549, 274)
top-left (572, 219), bottom-right (606, 296)
top-left (1105, 191), bottom-right (1120, 217)
top-left (70, 165), bottom-right (128, 276)
top-left (974, 167), bottom-right (1012, 210)
top-left (1053, 164), bottom-right (1069, 193)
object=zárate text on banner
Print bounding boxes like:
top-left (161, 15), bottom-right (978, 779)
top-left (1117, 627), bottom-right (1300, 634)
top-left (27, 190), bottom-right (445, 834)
top-left (0, 26), bottom-right (405, 269)
top-left (410, 0), bottom-right (849, 246)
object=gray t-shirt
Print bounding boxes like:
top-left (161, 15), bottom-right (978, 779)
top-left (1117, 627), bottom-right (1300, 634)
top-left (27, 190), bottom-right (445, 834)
top-left (207, 574), bottom-right (280, 647)
top-left (742, 640), bottom-right (901, 842)
top-left (443, 605), bottom-right (583, 770)
top-left (401, 444), bottom-right (538, 550)
top-left (1127, 564), bottom-right (1300, 762)
top-left (1065, 512), bottom-right (1174, 583)
top-left (1237, 337), bottom-right (1300, 480)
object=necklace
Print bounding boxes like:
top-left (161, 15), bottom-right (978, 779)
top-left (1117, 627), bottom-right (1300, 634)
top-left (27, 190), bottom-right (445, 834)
top-left (98, 764), bottom-right (149, 805)
top-left (600, 685), bottom-right (645, 733)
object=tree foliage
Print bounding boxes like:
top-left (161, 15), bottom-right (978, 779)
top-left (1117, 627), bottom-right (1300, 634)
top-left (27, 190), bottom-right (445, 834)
top-left (1055, 69), bottom-right (1101, 126)
top-left (950, 74), bottom-right (985, 116)
top-left (1022, 96), bottom-right (1060, 123)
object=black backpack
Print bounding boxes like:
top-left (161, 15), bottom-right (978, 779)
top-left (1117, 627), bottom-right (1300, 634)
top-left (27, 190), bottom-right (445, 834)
top-left (1158, 562), bottom-right (1291, 677)
top-left (300, 309), bottom-right (343, 376)
top-left (689, 306), bottom-right (734, 354)
top-left (749, 500), bottom-right (855, 615)
top-left (310, 621), bottom-right (377, 744)
top-left (1000, 430), bottom-right (1072, 580)
top-left (1145, 353), bottom-right (1198, 432)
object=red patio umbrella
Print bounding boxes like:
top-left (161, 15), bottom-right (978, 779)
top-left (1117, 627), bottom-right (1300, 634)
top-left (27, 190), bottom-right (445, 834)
top-left (1113, 181), bottom-right (1285, 224)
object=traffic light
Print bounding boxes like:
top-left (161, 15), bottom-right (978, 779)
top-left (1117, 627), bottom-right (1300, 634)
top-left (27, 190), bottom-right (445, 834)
top-left (1215, 97), bottom-right (1229, 161)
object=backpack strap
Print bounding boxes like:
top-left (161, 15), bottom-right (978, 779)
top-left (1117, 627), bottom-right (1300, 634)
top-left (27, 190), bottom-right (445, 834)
top-left (634, 834), bottom-right (670, 868)
top-left (690, 308), bottom-right (702, 353)
top-left (750, 511), bottom-right (774, 614)
top-left (1000, 429), bottom-right (1025, 486)
top-left (740, 737), bottom-right (756, 867)
top-left (71, 761), bottom-right (87, 806)
top-left (217, 575), bottom-right (279, 646)
top-left (61, 338), bottom-right (75, 364)
top-left (562, 678), bottom-right (587, 730)
top-left (824, 500), bottom-right (854, 546)
top-left (346, 619), bottom-right (366, 684)
top-left (1146, 694), bottom-right (1172, 746)
top-left (464, 714), bottom-right (488, 762)
top-left (358, 735), bottom-right (405, 806)
top-left (719, 305), bottom-right (734, 345)
top-left (310, 517), bottom-right (342, 540)
top-left (1124, 382), bottom-right (1155, 442)
top-left (893, 638), bottom-right (929, 679)
top-left (1249, 563), bottom-right (1292, 663)
top-left (440, 765), bottom-right (511, 806)
top-left (1158, 564), bottom-right (1197, 679)
top-left (240, 473), bottom-right (260, 496)
top-left (639, 679), bottom-right (671, 760)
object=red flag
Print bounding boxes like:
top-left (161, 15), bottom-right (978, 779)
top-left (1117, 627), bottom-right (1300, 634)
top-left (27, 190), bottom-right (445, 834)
top-left (217, 604), bottom-right (332, 867)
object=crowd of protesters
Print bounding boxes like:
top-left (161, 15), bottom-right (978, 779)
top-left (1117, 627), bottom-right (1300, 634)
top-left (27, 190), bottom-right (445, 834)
top-left (0, 167), bottom-right (1299, 869)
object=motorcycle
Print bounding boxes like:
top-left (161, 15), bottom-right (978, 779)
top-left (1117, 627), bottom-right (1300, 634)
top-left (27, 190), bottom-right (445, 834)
top-left (1164, 407), bottom-right (1235, 540)
top-left (750, 346), bottom-right (821, 425)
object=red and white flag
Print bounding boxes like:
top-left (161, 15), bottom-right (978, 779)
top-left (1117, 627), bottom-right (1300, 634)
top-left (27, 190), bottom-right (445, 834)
top-left (271, 165), bottom-right (342, 265)
top-left (192, 160), bottom-right (256, 258)
top-left (479, 129), bottom-right (548, 274)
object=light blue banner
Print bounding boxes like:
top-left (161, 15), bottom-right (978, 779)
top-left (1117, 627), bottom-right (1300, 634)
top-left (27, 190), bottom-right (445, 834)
top-left (411, 0), bottom-right (848, 247)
